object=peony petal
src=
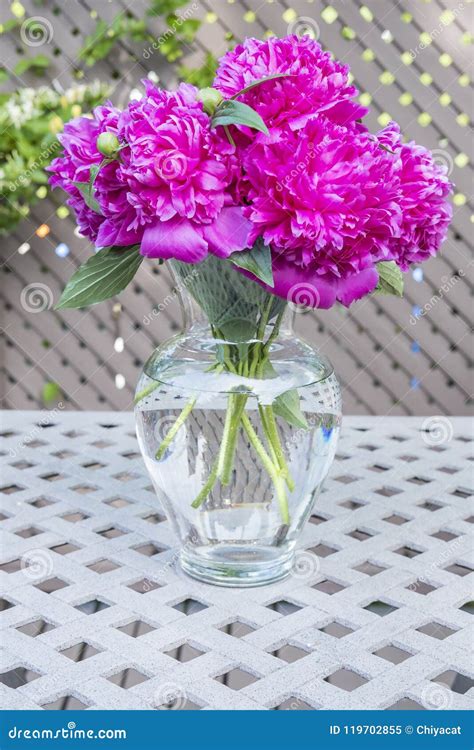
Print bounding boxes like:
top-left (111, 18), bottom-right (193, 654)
top-left (235, 255), bottom-right (337, 309)
top-left (201, 206), bottom-right (252, 258)
top-left (140, 217), bottom-right (209, 262)
top-left (96, 218), bottom-right (143, 248)
top-left (335, 266), bottom-right (378, 306)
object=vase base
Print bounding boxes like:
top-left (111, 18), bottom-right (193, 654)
top-left (180, 545), bottom-right (294, 587)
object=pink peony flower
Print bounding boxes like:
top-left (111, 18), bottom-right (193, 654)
top-left (214, 35), bottom-right (367, 133)
top-left (118, 81), bottom-right (251, 261)
top-left (240, 117), bottom-right (403, 307)
top-left (48, 113), bottom-right (105, 242)
top-left (377, 123), bottom-right (453, 270)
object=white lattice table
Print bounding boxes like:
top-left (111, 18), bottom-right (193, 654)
top-left (0, 411), bottom-right (473, 711)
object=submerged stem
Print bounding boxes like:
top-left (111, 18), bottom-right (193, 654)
top-left (241, 412), bottom-right (289, 525)
top-left (191, 458), bottom-right (219, 509)
top-left (155, 397), bottom-right (196, 460)
top-left (218, 393), bottom-right (248, 485)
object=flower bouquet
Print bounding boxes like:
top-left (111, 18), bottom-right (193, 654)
top-left (50, 36), bottom-right (452, 585)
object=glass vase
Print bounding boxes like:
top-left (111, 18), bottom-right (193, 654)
top-left (135, 255), bottom-right (341, 586)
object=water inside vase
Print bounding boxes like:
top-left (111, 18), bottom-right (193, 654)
top-left (135, 355), bottom-right (341, 585)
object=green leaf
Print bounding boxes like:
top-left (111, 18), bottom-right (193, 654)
top-left (273, 389), bottom-right (309, 430)
top-left (230, 239), bottom-right (274, 287)
top-left (55, 246), bottom-right (142, 309)
top-left (73, 181), bottom-right (101, 214)
top-left (374, 261), bottom-right (404, 297)
top-left (42, 381), bottom-right (62, 405)
top-left (231, 73), bottom-right (293, 99)
top-left (212, 100), bottom-right (269, 135)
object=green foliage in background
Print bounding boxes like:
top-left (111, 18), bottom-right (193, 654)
top-left (0, 82), bottom-right (110, 234)
top-left (0, 0), bottom-right (221, 233)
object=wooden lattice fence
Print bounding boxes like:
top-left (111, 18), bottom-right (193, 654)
top-left (0, 0), bottom-right (472, 414)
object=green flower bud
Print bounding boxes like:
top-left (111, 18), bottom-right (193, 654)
top-left (196, 87), bottom-right (223, 116)
top-left (97, 132), bottom-right (120, 157)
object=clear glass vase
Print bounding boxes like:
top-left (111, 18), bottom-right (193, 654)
top-left (135, 256), bottom-right (341, 586)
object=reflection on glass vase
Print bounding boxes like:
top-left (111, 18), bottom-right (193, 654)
top-left (135, 255), bottom-right (341, 586)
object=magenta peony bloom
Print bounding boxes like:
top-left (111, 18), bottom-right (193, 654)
top-left (48, 113), bottom-right (105, 242)
top-left (118, 81), bottom-right (251, 261)
top-left (240, 117), bottom-right (403, 307)
top-left (377, 123), bottom-right (453, 270)
top-left (214, 35), bottom-right (367, 133)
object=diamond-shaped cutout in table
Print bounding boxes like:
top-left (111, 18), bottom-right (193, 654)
top-left (386, 698), bottom-right (426, 710)
top-left (62, 512), bottom-right (89, 523)
top-left (97, 527), bottom-right (128, 539)
top-left (309, 544), bottom-right (338, 558)
top-left (42, 696), bottom-right (88, 710)
top-left (375, 486), bottom-right (402, 497)
top-left (406, 580), bottom-right (438, 595)
top-left (116, 620), bottom-right (157, 638)
top-left (75, 599), bottom-right (111, 615)
top-left (107, 668), bottom-right (149, 689)
top-left (432, 670), bottom-right (474, 695)
top-left (35, 578), bottom-right (69, 593)
top-left (133, 543), bottom-right (165, 557)
top-left (353, 562), bottom-right (385, 576)
top-left (274, 697), bottom-right (315, 710)
top-left (164, 643), bottom-right (205, 662)
top-left (87, 559), bottom-right (121, 574)
top-left (340, 499), bottom-right (364, 510)
top-left (127, 579), bottom-right (162, 594)
top-left (172, 598), bottom-right (207, 615)
top-left (218, 621), bottom-right (256, 638)
top-left (383, 514), bottom-right (409, 525)
top-left (271, 645), bottom-right (310, 663)
top-left (143, 513), bottom-right (166, 524)
top-left (50, 543), bottom-right (80, 555)
top-left (16, 620), bottom-right (56, 637)
top-left (312, 580), bottom-right (345, 595)
top-left (215, 668), bottom-right (259, 690)
top-left (459, 602), bottom-right (473, 615)
top-left (0, 598), bottom-right (15, 611)
top-left (431, 530), bottom-right (458, 542)
top-left (419, 501), bottom-right (442, 512)
top-left (416, 623), bottom-right (457, 640)
top-left (394, 546), bottom-right (423, 558)
top-left (266, 600), bottom-right (302, 615)
top-left (319, 623), bottom-right (354, 638)
top-left (347, 529), bottom-right (373, 541)
top-left (373, 645), bottom-right (413, 664)
top-left (60, 642), bottom-right (101, 661)
top-left (325, 668), bottom-right (368, 692)
top-left (15, 526), bottom-right (42, 538)
top-left (104, 497), bottom-right (131, 509)
top-left (0, 667), bottom-right (41, 688)
top-left (0, 559), bottom-right (23, 574)
top-left (364, 601), bottom-right (398, 617)
top-left (155, 696), bottom-right (202, 710)
top-left (444, 563), bottom-right (472, 577)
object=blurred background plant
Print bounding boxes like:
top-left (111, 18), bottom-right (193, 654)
top-left (0, 0), bottom-right (219, 234)
top-left (0, 81), bottom-right (110, 234)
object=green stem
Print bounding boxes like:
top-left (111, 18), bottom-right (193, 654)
top-left (241, 412), bottom-right (289, 525)
top-left (134, 380), bottom-right (160, 404)
top-left (218, 393), bottom-right (248, 485)
top-left (155, 397), bottom-right (196, 460)
top-left (191, 458), bottom-right (219, 509)
top-left (262, 404), bottom-right (295, 492)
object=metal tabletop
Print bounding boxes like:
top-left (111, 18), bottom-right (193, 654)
top-left (1, 411), bottom-right (472, 711)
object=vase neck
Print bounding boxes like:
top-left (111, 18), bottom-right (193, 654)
top-left (168, 255), bottom-right (293, 339)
